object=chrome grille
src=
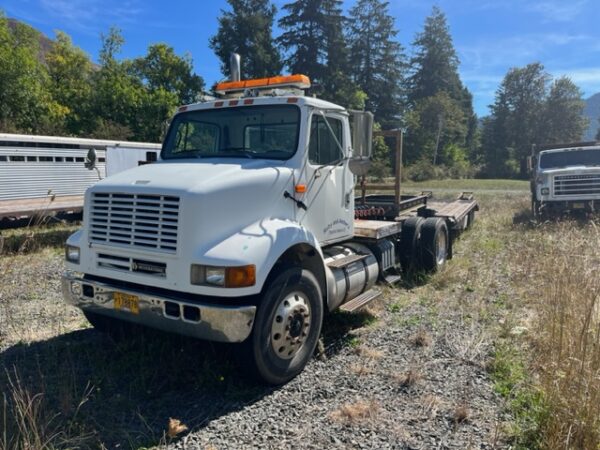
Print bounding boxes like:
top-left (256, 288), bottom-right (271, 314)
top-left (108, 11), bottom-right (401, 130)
top-left (553, 174), bottom-right (600, 197)
top-left (90, 192), bottom-right (179, 253)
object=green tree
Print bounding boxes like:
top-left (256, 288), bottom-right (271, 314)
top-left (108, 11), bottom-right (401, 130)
top-left (279, 0), bottom-right (362, 107)
top-left (133, 43), bottom-right (204, 104)
top-left (130, 43), bottom-right (205, 141)
top-left (483, 62), bottom-right (550, 177)
top-left (46, 31), bottom-right (94, 135)
top-left (542, 77), bottom-right (588, 144)
top-left (210, 0), bottom-right (282, 80)
top-left (0, 13), bottom-right (62, 133)
top-left (404, 7), bottom-right (475, 166)
top-left (91, 27), bottom-right (143, 140)
top-left (348, 0), bottom-right (405, 128)
top-left (407, 6), bottom-right (463, 104)
top-left (404, 91), bottom-right (467, 165)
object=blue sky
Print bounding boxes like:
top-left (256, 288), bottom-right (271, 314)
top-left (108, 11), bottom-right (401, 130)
top-left (2, 0), bottom-right (599, 116)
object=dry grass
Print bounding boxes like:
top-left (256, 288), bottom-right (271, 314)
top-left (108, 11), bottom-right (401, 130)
top-left (515, 220), bottom-right (600, 449)
top-left (452, 404), bottom-right (470, 425)
top-left (354, 345), bottom-right (384, 360)
top-left (394, 369), bottom-right (422, 388)
top-left (410, 328), bottom-right (432, 347)
top-left (330, 399), bottom-right (380, 423)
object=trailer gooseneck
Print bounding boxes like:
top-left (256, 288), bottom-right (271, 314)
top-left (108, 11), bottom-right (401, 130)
top-left (62, 55), bottom-right (478, 384)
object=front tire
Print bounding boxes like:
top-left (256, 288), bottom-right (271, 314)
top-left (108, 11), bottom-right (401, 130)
top-left (244, 267), bottom-right (323, 385)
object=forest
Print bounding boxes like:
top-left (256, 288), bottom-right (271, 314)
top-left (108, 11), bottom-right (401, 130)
top-left (0, 0), bottom-right (591, 179)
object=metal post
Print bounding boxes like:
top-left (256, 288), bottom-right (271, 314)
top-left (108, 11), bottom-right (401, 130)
top-left (394, 129), bottom-right (402, 206)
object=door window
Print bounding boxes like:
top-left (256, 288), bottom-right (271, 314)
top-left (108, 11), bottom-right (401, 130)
top-left (308, 115), bottom-right (343, 165)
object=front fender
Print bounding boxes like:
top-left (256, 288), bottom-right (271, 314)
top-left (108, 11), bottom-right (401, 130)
top-left (200, 218), bottom-right (323, 295)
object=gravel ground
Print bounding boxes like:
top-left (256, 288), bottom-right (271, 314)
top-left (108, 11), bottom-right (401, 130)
top-left (174, 293), bottom-right (506, 450)
top-left (0, 217), bottom-right (511, 449)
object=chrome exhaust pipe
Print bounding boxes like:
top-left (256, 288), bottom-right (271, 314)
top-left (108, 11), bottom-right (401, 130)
top-left (230, 53), bottom-right (241, 82)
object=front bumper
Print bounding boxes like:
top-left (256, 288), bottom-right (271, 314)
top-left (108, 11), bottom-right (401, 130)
top-left (540, 199), bottom-right (599, 213)
top-left (61, 272), bottom-right (256, 343)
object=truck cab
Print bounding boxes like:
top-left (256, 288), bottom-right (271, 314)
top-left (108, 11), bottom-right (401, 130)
top-left (531, 142), bottom-right (600, 217)
top-left (62, 63), bottom-right (477, 384)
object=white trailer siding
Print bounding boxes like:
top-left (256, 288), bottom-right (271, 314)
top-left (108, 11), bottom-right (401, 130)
top-left (106, 146), bottom-right (161, 177)
top-left (0, 134), bottom-right (160, 201)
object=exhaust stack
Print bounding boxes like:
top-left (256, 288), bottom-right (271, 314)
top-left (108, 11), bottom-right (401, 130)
top-left (230, 53), bottom-right (241, 82)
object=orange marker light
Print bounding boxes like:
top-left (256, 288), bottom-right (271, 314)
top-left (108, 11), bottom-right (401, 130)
top-left (215, 74), bottom-right (311, 95)
top-left (295, 184), bottom-right (307, 193)
top-left (225, 265), bottom-right (256, 288)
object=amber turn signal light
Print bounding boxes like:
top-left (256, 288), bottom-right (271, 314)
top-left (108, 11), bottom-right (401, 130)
top-left (295, 184), bottom-right (307, 193)
top-left (225, 265), bottom-right (256, 288)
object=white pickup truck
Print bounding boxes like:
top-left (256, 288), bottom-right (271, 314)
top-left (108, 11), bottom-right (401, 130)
top-left (530, 142), bottom-right (600, 218)
top-left (62, 56), bottom-right (477, 384)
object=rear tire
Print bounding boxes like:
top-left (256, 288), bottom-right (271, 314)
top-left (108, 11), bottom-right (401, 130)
top-left (243, 267), bottom-right (323, 385)
top-left (420, 218), bottom-right (449, 272)
top-left (399, 217), bottom-right (424, 273)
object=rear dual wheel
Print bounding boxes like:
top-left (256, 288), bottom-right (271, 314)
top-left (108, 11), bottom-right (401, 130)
top-left (400, 217), bottom-right (449, 274)
top-left (420, 218), bottom-right (449, 272)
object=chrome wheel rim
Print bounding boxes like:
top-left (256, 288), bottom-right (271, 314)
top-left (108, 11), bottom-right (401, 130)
top-left (270, 291), bottom-right (311, 360)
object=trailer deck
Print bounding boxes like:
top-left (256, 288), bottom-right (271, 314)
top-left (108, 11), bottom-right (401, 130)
top-left (0, 195), bottom-right (83, 219)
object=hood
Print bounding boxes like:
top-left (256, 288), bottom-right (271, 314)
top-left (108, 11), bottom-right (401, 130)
top-left (541, 166), bottom-right (600, 176)
top-left (93, 158), bottom-right (294, 196)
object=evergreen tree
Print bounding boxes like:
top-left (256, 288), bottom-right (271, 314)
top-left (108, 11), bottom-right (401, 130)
top-left (407, 6), bottom-right (462, 105)
top-left (404, 7), bottom-right (476, 167)
top-left (542, 77), bottom-right (588, 144)
top-left (279, 0), bottom-right (327, 84)
top-left (483, 62), bottom-right (549, 177)
top-left (347, 0), bottom-right (404, 128)
top-left (279, 0), bottom-right (362, 108)
top-left (210, 0), bottom-right (282, 80)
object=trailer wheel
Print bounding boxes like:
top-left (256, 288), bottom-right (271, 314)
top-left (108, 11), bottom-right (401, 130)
top-left (399, 217), bottom-right (424, 273)
top-left (466, 210), bottom-right (475, 229)
top-left (244, 267), bottom-right (323, 385)
top-left (420, 218), bottom-right (449, 272)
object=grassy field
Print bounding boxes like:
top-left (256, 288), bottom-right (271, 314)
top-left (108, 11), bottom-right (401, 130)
top-left (0, 179), bottom-right (598, 449)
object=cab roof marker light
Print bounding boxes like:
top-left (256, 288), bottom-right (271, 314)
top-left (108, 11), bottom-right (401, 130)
top-left (215, 74), bottom-right (311, 95)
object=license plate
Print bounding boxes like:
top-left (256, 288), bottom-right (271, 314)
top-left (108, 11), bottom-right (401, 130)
top-left (572, 202), bottom-right (585, 209)
top-left (114, 292), bottom-right (140, 314)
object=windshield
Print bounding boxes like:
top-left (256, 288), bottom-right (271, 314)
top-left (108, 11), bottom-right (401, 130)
top-left (539, 148), bottom-right (600, 169)
top-left (162, 104), bottom-right (300, 160)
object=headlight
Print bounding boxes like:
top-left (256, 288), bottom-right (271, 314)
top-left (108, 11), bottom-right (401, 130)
top-left (541, 187), bottom-right (550, 195)
top-left (190, 264), bottom-right (255, 288)
top-left (65, 245), bottom-right (80, 263)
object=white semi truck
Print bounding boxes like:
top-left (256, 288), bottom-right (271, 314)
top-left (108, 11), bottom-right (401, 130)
top-left (62, 56), bottom-right (477, 384)
top-left (530, 141), bottom-right (600, 218)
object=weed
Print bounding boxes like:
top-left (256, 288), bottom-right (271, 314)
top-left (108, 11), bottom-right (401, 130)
top-left (330, 400), bottom-right (379, 423)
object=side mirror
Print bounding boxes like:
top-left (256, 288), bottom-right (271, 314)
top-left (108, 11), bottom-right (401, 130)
top-left (85, 148), bottom-right (97, 170)
top-left (349, 110), bottom-right (373, 176)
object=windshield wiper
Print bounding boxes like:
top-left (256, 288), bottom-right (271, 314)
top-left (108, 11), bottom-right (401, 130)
top-left (219, 147), bottom-right (255, 159)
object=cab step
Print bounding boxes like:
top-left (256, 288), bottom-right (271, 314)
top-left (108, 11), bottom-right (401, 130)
top-left (327, 253), bottom-right (367, 269)
top-left (339, 288), bottom-right (382, 313)
top-left (384, 274), bottom-right (402, 286)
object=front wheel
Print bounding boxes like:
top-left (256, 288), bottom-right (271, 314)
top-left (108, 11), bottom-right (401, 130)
top-left (243, 267), bottom-right (324, 385)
